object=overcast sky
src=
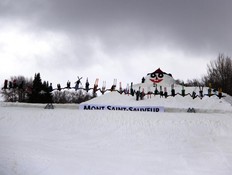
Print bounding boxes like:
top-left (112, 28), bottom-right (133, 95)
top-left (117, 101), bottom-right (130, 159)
top-left (0, 0), bottom-right (231, 88)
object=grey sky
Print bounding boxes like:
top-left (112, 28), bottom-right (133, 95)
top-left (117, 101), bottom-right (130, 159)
top-left (0, 0), bottom-right (231, 87)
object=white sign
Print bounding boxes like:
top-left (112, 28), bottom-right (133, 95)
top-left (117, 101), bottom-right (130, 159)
top-left (79, 104), bottom-right (164, 112)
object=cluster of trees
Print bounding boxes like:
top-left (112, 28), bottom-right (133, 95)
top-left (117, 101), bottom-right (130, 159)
top-left (177, 54), bottom-right (232, 96)
top-left (52, 90), bottom-right (92, 103)
top-left (1, 73), bottom-right (93, 103)
top-left (203, 54), bottom-right (232, 96)
top-left (1, 76), bottom-right (33, 102)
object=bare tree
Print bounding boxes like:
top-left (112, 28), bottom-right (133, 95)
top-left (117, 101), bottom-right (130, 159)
top-left (203, 54), bottom-right (232, 95)
top-left (1, 76), bottom-right (32, 102)
top-left (52, 90), bottom-right (93, 103)
top-left (186, 79), bottom-right (202, 87)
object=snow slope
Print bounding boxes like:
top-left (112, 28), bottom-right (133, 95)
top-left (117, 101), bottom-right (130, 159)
top-left (0, 91), bottom-right (232, 175)
top-left (84, 91), bottom-right (232, 113)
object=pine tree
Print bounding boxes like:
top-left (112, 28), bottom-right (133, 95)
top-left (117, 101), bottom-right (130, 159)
top-left (41, 81), bottom-right (53, 103)
top-left (29, 73), bottom-right (43, 103)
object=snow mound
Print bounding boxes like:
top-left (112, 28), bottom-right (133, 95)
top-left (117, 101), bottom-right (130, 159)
top-left (84, 91), bottom-right (232, 113)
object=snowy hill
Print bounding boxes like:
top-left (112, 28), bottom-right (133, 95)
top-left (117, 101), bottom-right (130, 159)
top-left (84, 90), bottom-right (232, 113)
top-left (0, 89), bottom-right (232, 175)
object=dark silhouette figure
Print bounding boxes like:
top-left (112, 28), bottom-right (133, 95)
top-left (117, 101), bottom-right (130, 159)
top-left (192, 91), bottom-right (196, 99)
top-left (199, 86), bottom-right (204, 98)
top-left (171, 89), bottom-right (175, 97)
top-left (3, 80), bottom-right (8, 89)
top-left (67, 81), bottom-right (71, 89)
top-left (75, 77), bottom-right (82, 91)
top-left (9, 81), bottom-right (13, 89)
top-left (85, 78), bottom-right (90, 92)
top-left (141, 77), bottom-right (145, 83)
top-left (57, 84), bottom-right (61, 91)
top-left (218, 88), bottom-right (222, 99)
top-left (136, 90), bottom-right (140, 101)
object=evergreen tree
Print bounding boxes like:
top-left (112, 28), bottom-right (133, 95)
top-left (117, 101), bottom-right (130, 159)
top-left (29, 73), bottom-right (43, 103)
top-left (41, 81), bottom-right (53, 103)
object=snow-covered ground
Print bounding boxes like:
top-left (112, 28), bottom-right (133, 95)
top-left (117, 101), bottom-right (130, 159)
top-left (0, 91), bottom-right (232, 175)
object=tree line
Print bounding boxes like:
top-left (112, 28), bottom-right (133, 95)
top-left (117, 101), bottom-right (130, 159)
top-left (1, 73), bottom-right (93, 103)
top-left (1, 53), bottom-right (232, 103)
